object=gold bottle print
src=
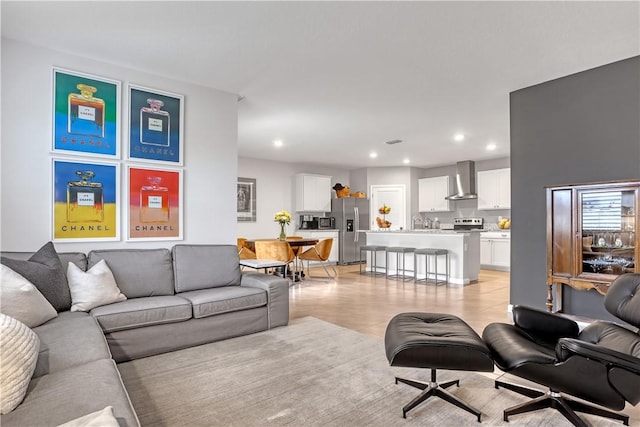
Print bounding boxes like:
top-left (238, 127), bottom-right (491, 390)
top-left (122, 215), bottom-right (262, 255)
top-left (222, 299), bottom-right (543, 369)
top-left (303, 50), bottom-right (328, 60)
top-left (140, 99), bottom-right (170, 146)
top-left (68, 84), bottom-right (105, 138)
top-left (140, 176), bottom-right (170, 223)
top-left (67, 171), bottom-right (104, 222)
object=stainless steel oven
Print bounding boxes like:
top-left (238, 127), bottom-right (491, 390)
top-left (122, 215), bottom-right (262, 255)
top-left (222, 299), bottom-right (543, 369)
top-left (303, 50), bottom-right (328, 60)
top-left (453, 217), bottom-right (483, 231)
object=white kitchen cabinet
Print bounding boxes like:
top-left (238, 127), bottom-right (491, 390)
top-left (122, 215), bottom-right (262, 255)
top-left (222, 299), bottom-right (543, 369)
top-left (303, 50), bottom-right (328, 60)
top-left (294, 230), bottom-right (339, 264)
top-left (418, 176), bottom-right (451, 212)
top-left (477, 168), bottom-right (511, 210)
top-left (480, 232), bottom-right (510, 271)
top-left (295, 174), bottom-right (332, 212)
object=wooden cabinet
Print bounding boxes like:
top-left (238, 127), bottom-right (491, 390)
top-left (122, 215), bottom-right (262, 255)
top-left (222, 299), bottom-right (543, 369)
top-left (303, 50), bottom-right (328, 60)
top-left (480, 232), bottom-right (511, 270)
top-left (295, 174), bottom-right (331, 212)
top-left (477, 168), bottom-right (511, 210)
top-left (546, 180), bottom-right (639, 312)
top-left (418, 176), bottom-right (451, 212)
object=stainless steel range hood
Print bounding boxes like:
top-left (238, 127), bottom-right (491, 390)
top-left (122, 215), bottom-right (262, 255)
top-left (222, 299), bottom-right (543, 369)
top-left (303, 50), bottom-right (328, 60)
top-left (445, 160), bottom-right (478, 200)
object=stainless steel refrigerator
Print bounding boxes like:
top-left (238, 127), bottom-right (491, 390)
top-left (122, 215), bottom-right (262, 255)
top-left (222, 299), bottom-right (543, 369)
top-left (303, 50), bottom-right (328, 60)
top-left (331, 198), bottom-right (369, 264)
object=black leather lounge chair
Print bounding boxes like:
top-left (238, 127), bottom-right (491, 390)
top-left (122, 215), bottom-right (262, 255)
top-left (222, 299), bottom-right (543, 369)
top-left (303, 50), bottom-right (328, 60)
top-left (482, 273), bottom-right (640, 426)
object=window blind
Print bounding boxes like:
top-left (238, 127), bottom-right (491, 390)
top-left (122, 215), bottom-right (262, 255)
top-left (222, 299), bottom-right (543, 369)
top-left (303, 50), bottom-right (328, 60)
top-left (582, 191), bottom-right (622, 231)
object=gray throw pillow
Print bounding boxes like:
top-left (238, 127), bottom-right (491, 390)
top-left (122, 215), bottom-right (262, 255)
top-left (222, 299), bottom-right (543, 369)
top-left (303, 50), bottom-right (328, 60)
top-left (1, 242), bottom-right (71, 312)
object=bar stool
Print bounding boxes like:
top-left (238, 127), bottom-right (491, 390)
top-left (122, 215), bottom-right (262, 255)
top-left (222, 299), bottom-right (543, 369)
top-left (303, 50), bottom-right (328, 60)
top-left (386, 247), bottom-right (415, 280)
top-left (414, 248), bottom-right (448, 285)
top-left (359, 245), bottom-right (387, 276)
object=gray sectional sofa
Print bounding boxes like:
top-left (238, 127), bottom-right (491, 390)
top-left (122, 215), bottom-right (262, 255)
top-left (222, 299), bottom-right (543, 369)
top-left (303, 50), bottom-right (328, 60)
top-left (1, 244), bottom-right (289, 427)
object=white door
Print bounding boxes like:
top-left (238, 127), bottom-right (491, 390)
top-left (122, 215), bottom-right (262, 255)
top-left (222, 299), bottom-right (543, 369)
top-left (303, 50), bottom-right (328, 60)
top-left (370, 185), bottom-right (406, 230)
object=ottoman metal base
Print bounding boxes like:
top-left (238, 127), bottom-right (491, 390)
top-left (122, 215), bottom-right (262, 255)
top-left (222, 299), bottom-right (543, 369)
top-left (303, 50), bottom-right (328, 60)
top-left (396, 369), bottom-right (482, 422)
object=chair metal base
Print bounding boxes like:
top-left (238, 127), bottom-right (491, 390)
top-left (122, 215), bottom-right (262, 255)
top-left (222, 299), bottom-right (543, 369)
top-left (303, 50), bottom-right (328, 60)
top-left (395, 369), bottom-right (482, 422)
top-left (495, 380), bottom-right (629, 427)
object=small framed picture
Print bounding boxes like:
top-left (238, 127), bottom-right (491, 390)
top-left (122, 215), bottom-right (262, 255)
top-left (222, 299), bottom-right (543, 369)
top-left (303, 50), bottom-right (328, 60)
top-left (127, 165), bottom-right (183, 241)
top-left (52, 68), bottom-right (121, 158)
top-left (52, 158), bottom-right (120, 242)
top-left (128, 85), bottom-right (184, 165)
top-left (237, 177), bottom-right (256, 222)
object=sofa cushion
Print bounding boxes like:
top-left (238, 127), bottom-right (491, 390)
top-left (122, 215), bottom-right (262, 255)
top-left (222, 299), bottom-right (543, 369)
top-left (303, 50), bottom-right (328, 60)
top-left (0, 314), bottom-right (40, 414)
top-left (179, 286), bottom-right (267, 319)
top-left (67, 260), bottom-right (127, 312)
top-left (90, 296), bottom-right (192, 333)
top-left (87, 249), bottom-right (174, 298)
top-left (1, 242), bottom-right (71, 311)
top-left (0, 359), bottom-right (139, 427)
top-left (59, 253), bottom-right (88, 271)
top-left (57, 406), bottom-right (119, 427)
top-left (172, 245), bottom-right (242, 292)
top-left (0, 264), bottom-right (58, 328)
top-left (32, 311), bottom-right (111, 379)
top-left (1, 252), bottom-right (87, 271)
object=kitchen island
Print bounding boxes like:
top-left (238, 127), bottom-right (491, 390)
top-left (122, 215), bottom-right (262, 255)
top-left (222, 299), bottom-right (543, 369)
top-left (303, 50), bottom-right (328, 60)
top-left (364, 230), bottom-right (480, 286)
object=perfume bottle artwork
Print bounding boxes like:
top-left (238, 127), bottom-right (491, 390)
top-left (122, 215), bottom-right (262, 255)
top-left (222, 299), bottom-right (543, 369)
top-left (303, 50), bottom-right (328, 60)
top-left (68, 84), bottom-right (105, 138)
top-left (140, 99), bottom-right (170, 146)
top-left (140, 176), bottom-right (170, 223)
top-left (67, 171), bottom-right (104, 222)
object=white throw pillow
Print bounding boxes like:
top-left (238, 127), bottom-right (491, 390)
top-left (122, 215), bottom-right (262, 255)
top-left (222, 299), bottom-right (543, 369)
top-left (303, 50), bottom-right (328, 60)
top-left (67, 260), bottom-right (126, 312)
top-left (0, 313), bottom-right (40, 414)
top-left (56, 406), bottom-right (120, 427)
top-left (0, 264), bottom-right (57, 328)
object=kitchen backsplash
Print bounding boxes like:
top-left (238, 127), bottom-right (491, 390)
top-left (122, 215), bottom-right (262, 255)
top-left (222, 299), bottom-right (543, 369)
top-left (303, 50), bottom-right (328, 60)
top-left (416, 199), bottom-right (510, 230)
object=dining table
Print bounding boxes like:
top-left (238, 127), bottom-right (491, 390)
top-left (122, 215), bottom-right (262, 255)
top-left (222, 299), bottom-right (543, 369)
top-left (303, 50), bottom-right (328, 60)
top-left (243, 237), bottom-right (319, 253)
top-left (243, 238), bottom-right (319, 281)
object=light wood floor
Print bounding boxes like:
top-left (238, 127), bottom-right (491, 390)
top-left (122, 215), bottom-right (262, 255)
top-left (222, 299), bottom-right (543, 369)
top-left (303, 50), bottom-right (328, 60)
top-left (290, 264), bottom-right (512, 338)
top-left (289, 264), bottom-right (640, 423)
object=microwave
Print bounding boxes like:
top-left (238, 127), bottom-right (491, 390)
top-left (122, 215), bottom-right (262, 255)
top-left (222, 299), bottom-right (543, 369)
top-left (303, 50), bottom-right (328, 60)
top-left (317, 217), bottom-right (335, 229)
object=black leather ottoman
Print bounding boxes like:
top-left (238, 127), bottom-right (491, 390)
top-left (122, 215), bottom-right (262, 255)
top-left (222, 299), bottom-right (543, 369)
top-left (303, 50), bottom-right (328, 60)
top-left (385, 312), bottom-right (494, 422)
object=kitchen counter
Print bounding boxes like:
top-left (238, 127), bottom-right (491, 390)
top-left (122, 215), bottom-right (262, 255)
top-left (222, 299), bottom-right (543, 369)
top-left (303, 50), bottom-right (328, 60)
top-left (366, 229), bottom-right (481, 234)
top-left (364, 230), bottom-right (480, 286)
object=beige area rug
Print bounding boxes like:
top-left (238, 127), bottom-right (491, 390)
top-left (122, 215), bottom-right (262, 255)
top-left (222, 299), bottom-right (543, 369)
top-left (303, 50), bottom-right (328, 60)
top-left (118, 317), bottom-right (627, 426)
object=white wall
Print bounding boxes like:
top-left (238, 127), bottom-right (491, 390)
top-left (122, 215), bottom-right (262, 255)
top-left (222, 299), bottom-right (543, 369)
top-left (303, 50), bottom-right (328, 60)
top-left (1, 39), bottom-right (238, 252)
top-left (238, 157), bottom-right (349, 238)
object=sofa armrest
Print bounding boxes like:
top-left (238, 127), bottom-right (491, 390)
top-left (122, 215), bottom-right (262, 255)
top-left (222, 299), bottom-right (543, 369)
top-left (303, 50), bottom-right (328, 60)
top-left (557, 338), bottom-right (640, 374)
top-left (241, 273), bottom-right (289, 328)
top-left (512, 305), bottom-right (579, 341)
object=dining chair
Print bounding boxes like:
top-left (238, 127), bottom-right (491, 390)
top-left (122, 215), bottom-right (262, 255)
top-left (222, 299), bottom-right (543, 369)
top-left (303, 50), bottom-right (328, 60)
top-left (286, 235), bottom-right (304, 275)
top-left (298, 238), bottom-right (336, 279)
top-left (237, 237), bottom-right (257, 260)
top-left (254, 240), bottom-right (296, 279)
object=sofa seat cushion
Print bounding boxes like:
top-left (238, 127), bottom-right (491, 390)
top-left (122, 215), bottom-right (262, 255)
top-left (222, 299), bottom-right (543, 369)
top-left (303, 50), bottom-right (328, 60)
top-left (179, 286), bottom-right (267, 319)
top-left (32, 311), bottom-right (111, 378)
top-left (90, 296), bottom-right (192, 333)
top-left (0, 359), bottom-right (139, 427)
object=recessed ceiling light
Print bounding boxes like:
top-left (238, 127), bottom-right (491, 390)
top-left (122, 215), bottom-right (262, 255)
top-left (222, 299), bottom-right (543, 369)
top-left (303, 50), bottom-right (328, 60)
top-left (273, 139), bottom-right (283, 147)
top-left (454, 133), bottom-right (465, 142)
top-left (403, 158), bottom-right (410, 164)
top-left (486, 142), bottom-right (497, 151)
top-left (370, 152), bottom-right (378, 159)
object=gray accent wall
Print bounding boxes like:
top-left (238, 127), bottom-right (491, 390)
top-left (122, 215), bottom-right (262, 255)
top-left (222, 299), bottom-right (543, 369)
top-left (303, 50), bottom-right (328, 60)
top-left (510, 56), bottom-right (640, 319)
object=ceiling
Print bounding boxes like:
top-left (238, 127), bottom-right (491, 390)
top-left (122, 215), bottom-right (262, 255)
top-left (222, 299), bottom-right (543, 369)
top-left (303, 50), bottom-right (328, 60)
top-left (2, 1), bottom-right (638, 169)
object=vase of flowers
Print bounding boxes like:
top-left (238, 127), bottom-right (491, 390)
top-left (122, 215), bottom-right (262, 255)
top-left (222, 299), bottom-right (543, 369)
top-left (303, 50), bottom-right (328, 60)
top-left (274, 210), bottom-right (291, 240)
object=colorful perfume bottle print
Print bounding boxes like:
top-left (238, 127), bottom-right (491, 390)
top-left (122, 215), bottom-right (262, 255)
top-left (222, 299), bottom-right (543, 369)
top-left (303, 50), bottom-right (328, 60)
top-left (140, 176), bottom-right (170, 222)
top-left (67, 170), bottom-right (104, 222)
top-left (140, 99), bottom-right (170, 146)
top-left (68, 84), bottom-right (105, 138)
